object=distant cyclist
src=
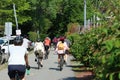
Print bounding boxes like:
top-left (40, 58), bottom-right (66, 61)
top-left (34, 38), bottom-right (45, 67)
top-left (43, 37), bottom-right (51, 59)
top-left (22, 35), bottom-right (31, 51)
top-left (52, 37), bottom-right (58, 49)
top-left (55, 37), bottom-right (69, 66)
top-left (8, 36), bottom-right (30, 80)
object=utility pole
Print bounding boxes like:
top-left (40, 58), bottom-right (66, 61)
top-left (13, 3), bottom-right (18, 30)
top-left (84, 0), bottom-right (86, 29)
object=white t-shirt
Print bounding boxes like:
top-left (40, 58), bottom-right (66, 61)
top-left (22, 38), bottom-right (30, 49)
top-left (8, 45), bottom-right (28, 65)
top-left (34, 42), bottom-right (45, 54)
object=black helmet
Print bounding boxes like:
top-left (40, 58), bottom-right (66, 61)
top-left (37, 38), bottom-right (40, 42)
top-left (14, 36), bottom-right (23, 45)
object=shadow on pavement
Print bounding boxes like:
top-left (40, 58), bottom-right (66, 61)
top-left (66, 64), bottom-right (84, 68)
top-left (49, 67), bottom-right (60, 71)
top-left (30, 66), bottom-right (40, 70)
top-left (60, 77), bottom-right (76, 80)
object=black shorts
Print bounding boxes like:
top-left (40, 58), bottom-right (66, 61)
top-left (8, 65), bottom-right (26, 79)
top-left (44, 45), bottom-right (49, 51)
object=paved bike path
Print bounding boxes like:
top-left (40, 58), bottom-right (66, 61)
top-left (0, 47), bottom-right (76, 80)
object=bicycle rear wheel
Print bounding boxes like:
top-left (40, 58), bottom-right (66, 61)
top-left (15, 71), bottom-right (21, 80)
top-left (0, 53), bottom-right (5, 64)
top-left (59, 55), bottom-right (64, 71)
top-left (44, 50), bottom-right (49, 59)
top-left (37, 58), bottom-right (41, 69)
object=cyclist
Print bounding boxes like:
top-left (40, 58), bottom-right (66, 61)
top-left (22, 35), bottom-right (31, 51)
top-left (34, 38), bottom-right (45, 67)
top-left (52, 37), bottom-right (58, 49)
top-left (55, 37), bottom-right (69, 66)
top-left (8, 36), bottom-right (30, 80)
top-left (43, 37), bottom-right (51, 59)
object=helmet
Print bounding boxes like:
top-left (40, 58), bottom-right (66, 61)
top-left (59, 36), bottom-right (64, 41)
top-left (14, 36), bottom-right (23, 45)
top-left (37, 38), bottom-right (40, 42)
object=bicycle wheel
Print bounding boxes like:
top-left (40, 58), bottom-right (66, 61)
top-left (15, 71), bottom-right (20, 80)
top-left (0, 53), bottom-right (5, 64)
top-left (59, 55), bottom-right (64, 71)
top-left (45, 50), bottom-right (49, 59)
top-left (37, 58), bottom-right (40, 69)
top-left (37, 58), bottom-right (41, 69)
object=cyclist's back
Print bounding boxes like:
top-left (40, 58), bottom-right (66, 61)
top-left (43, 37), bottom-right (51, 59)
top-left (8, 36), bottom-right (30, 80)
top-left (55, 37), bottom-right (69, 67)
top-left (34, 39), bottom-right (45, 67)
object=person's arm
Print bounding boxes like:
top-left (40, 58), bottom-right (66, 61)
top-left (24, 53), bottom-right (29, 66)
top-left (65, 42), bottom-right (70, 50)
top-left (24, 53), bottom-right (31, 70)
top-left (41, 43), bottom-right (45, 54)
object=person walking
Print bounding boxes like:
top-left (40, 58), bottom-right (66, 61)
top-left (8, 36), bottom-right (30, 80)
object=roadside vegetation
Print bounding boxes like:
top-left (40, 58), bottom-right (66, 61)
top-left (67, 0), bottom-right (120, 79)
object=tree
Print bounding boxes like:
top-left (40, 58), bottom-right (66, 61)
top-left (0, 0), bottom-right (32, 35)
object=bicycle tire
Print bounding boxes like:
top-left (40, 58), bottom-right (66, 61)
top-left (37, 58), bottom-right (40, 69)
top-left (15, 71), bottom-right (21, 80)
top-left (0, 53), bottom-right (5, 64)
top-left (59, 55), bottom-right (64, 71)
top-left (45, 50), bottom-right (49, 59)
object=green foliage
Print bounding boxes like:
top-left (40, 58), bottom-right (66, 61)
top-left (70, 21), bottom-right (120, 80)
top-left (28, 31), bottom-right (37, 42)
top-left (0, 0), bottom-right (31, 25)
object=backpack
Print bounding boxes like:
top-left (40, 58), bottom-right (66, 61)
top-left (35, 50), bottom-right (43, 58)
top-left (58, 42), bottom-right (64, 50)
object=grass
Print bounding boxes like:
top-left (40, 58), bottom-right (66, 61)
top-left (0, 63), bottom-right (7, 71)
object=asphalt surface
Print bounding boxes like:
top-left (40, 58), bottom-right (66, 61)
top-left (0, 47), bottom-right (76, 80)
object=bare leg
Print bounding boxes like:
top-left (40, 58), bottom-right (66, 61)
top-left (64, 54), bottom-right (67, 62)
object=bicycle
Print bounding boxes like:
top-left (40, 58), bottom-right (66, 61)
top-left (14, 70), bottom-right (21, 80)
top-left (59, 54), bottom-right (65, 71)
top-left (0, 49), bottom-right (5, 64)
top-left (36, 54), bottom-right (42, 69)
top-left (44, 50), bottom-right (49, 59)
top-left (14, 66), bottom-right (30, 80)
